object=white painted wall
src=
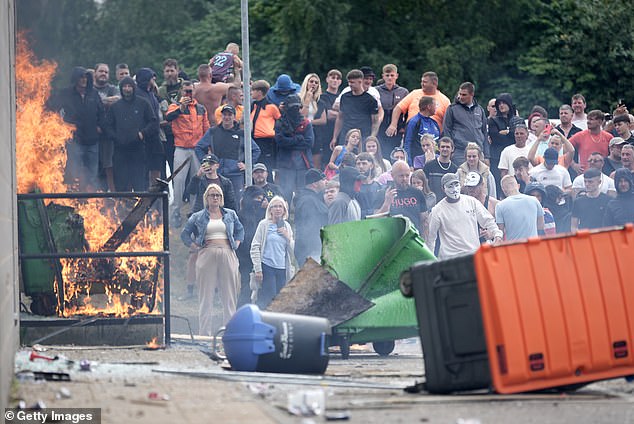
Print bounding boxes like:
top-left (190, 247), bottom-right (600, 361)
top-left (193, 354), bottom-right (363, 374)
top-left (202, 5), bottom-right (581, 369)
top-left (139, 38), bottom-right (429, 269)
top-left (0, 0), bottom-right (18, 416)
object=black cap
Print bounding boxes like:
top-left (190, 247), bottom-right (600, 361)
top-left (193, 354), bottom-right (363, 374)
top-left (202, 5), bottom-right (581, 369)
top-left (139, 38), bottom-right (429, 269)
top-left (305, 168), bottom-right (326, 185)
top-left (221, 104), bottom-right (236, 114)
top-left (202, 154), bottom-right (219, 164)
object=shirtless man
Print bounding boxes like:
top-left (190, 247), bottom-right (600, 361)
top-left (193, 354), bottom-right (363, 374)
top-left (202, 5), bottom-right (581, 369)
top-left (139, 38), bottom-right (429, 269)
top-left (193, 63), bottom-right (241, 127)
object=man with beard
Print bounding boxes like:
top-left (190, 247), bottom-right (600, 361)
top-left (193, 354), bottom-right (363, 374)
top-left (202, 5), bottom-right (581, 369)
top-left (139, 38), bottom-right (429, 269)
top-left (93, 63), bottom-right (120, 191)
top-left (293, 169), bottom-right (328, 265)
top-left (603, 168), bottom-right (634, 226)
top-left (571, 94), bottom-right (588, 130)
top-left (251, 163), bottom-right (283, 202)
top-left (328, 166), bottom-right (363, 225)
top-left (104, 77), bottom-right (158, 191)
top-left (275, 94), bottom-right (315, 201)
top-left (355, 152), bottom-right (382, 218)
top-left (158, 58), bottom-right (184, 173)
top-left (569, 110), bottom-right (612, 173)
top-left (604, 137), bottom-right (626, 176)
top-left (427, 173), bottom-right (502, 259)
top-left (376, 161), bottom-right (428, 236)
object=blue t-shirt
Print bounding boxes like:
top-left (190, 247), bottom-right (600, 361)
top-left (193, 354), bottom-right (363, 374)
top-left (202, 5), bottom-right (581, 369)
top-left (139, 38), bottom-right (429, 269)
top-left (262, 223), bottom-right (287, 269)
top-left (495, 194), bottom-right (544, 240)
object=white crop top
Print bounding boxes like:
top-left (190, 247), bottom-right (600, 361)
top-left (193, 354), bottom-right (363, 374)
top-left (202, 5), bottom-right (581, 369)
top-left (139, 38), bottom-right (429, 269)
top-left (205, 218), bottom-right (228, 241)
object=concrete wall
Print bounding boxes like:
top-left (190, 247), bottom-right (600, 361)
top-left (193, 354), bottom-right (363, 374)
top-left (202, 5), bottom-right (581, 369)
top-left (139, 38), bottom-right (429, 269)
top-left (0, 0), bottom-right (17, 417)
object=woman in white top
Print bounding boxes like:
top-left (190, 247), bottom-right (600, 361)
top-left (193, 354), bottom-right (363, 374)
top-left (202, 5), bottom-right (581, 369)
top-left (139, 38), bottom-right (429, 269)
top-left (364, 136), bottom-right (391, 178)
top-left (299, 73), bottom-right (327, 125)
top-left (250, 196), bottom-right (295, 308)
top-left (180, 184), bottom-right (244, 336)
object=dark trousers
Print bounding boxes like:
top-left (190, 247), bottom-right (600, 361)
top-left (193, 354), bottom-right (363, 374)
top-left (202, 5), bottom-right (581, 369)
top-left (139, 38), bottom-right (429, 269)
top-left (257, 263), bottom-right (286, 309)
top-left (254, 137), bottom-right (276, 181)
top-left (113, 147), bottom-right (147, 191)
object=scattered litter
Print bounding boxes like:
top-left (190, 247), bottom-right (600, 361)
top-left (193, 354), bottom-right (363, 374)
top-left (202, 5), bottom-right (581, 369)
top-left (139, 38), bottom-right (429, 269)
top-left (287, 390), bottom-right (325, 416)
top-left (79, 360), bottom-right (91, 371)
top-left (246, 383), bottom-right (273, 396)
top-left (325, 411), bottom-right (351, 421)
top-left (29, 351), bottom-right (58, 362)
top-left (148, 392), bottom-right (170, 401)
top-left (31, 344), bottom-right (47, 352)
top-left (456, 419), bottom-right (481, 424)
top-left (33, 371), bottom-right (71, 382)
top-left (15, 371), bottom-right (36, 382)
top-left (31, 400), bottom-right (47, 410)
top-left (17, 400), bottom-right (26, 409)
top-left (56, 387), bottom-right (72, 399)
top-left (124, 380), bottom-right (137, 387)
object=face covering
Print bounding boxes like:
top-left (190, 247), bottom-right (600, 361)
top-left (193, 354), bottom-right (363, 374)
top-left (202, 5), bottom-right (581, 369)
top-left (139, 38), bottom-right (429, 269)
top-left (444, 181), bottom-right (461, 200)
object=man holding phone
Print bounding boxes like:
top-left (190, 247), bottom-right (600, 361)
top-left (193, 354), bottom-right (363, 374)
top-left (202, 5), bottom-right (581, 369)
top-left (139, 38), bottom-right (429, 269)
top-left (166, 81), bottom-right (211, 227)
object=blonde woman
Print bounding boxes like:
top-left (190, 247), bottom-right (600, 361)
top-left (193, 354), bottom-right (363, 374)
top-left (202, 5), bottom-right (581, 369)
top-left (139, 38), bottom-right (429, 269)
top-left (456, 142), bottom-right (497, 199)
top-left (250, 196), bottom-right (295, 308)
top-left (180, 184), bottom-right (244, 336)
top-left (412, 134), bottom-right (437, 170)
top-left (299, 73), bottom-right (327, 125)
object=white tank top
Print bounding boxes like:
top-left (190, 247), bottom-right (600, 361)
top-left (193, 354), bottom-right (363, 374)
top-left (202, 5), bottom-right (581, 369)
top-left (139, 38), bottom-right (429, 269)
top-left (205, 218), bottom-right (228, 241)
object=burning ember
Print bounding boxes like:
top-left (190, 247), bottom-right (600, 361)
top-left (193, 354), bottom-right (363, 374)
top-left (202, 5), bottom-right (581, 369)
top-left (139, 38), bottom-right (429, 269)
top-left (145, 337), bottom-right (164, 350)
top-left (16, 34), bottom-right (163, 318)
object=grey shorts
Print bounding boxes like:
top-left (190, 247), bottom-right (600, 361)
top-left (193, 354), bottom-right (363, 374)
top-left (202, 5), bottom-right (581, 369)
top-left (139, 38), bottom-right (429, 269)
top-left (100, 137), bottom-right (114, 168)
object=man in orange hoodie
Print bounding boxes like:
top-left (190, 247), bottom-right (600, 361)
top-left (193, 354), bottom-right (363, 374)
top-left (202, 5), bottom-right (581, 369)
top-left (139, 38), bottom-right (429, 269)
top-left (166, 81), bottom-right (210, 227)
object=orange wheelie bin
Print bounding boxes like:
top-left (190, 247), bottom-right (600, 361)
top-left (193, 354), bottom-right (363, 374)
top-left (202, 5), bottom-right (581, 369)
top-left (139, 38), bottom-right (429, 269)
top-left (474, 225), bottom-right (634, 393)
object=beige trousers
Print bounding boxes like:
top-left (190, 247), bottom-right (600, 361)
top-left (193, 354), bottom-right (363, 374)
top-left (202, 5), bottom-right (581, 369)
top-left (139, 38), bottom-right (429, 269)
top-left (196, 244), bottom-right (240, 336)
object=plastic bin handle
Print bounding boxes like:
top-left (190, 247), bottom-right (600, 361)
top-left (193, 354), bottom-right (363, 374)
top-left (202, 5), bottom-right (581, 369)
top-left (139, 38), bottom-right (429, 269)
top-left (319, 332), bottom-right (328, 357)
top-left (211, 327), bottom-right (227, 360)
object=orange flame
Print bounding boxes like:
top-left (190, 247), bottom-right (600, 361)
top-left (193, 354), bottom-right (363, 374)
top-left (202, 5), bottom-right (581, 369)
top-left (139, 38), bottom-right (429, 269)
top-left (16, 34), bottom-right (164, 318)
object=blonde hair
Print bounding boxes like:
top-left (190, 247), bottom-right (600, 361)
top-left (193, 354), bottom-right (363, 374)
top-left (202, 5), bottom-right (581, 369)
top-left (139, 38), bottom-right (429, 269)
top-left (203, 184), bottom-right (224, 208)
top-left (265, 196), bottom-right (289, 221)
top-left (345, 128), bottom-right (362, 149)
top-left (465, 142), bottom-right (484, 160)
top-left (419, 134), bottom-right (437, 150)
top-left (300, 73), bottom-right (322, 112)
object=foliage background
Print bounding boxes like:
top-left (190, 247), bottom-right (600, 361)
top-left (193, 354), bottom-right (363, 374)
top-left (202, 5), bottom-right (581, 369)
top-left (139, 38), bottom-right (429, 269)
top-left (17, 0), bottom-right (634, 116)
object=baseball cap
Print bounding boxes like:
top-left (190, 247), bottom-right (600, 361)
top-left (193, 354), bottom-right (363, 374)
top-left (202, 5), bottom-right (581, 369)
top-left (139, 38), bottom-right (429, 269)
top-left (221, 104), bottom-right (236, 114)
top-left (253, 163), bottom-right (267, 172)
top-left (202, 154), bottom-right (219, 164)
top-left (584, 168), bottom-right (602, 179)
top-left (441, 173), bottom-right (459, 187)
top-left (304, 168), bottom-right (326, 185)
top-left (543, 147), bottom-right (558, 165)
top-left (464, 171), bottom-right (482, 187)
top-left (609, 137), bottom-right (627, 147)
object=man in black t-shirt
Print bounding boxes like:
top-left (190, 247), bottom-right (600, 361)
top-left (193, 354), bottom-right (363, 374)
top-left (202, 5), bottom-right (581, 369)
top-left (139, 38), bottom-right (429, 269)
top-left (330, 69), bottom-right (379, 148)
top-left (424, 136), bottom-right (458, 201)
top-left (376, 161), bottom-right (428, 236)
top-left (571, 168), bottom-right (610, 230)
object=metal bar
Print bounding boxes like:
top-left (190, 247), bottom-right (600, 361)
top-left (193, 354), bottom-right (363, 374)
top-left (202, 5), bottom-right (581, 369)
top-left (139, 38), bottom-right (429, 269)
top-left (241, 0), bottom-right (253, 186)
top-left (21, 315), bottom-right (163, 328)
top-left (162, 190), bottom-right (171, 347)
top-left (18, 191), bottom-right (167, 200)
top-left (21, 251), bottom-right (168, 260)
top-left (34, 198), bottom-right (66, 315)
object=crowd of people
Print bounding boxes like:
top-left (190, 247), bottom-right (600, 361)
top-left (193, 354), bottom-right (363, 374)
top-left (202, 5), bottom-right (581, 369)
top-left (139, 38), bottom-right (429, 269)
top-left (48, 44), bottom-right (634, 334)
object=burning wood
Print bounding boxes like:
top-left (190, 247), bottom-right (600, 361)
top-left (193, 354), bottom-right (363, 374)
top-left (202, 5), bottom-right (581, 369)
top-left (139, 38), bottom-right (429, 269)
top-left (16, 34), bottom-right (164, 319)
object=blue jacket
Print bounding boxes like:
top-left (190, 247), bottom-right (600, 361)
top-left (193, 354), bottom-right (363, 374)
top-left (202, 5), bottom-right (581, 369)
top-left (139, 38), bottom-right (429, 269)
top-left (194, 125), bottom-right (261, 176)
top-left (180, 207), bottom-right (244, 250)
top-left (404, 113), bottom-right (440, 166)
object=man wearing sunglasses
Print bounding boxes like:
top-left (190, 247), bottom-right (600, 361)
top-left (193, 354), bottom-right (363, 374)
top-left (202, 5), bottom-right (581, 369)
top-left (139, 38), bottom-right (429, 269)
top-left (166, 81), bottom-right (211, 227)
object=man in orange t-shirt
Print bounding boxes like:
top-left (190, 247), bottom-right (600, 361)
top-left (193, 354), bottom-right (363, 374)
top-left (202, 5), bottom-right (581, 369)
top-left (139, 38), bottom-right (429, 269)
top-left (385, 71), bottom-right (450, 135)
top-left (250, 80), bottom-right (281, 179)
top-left (569, 110), bottom-right (612, 173)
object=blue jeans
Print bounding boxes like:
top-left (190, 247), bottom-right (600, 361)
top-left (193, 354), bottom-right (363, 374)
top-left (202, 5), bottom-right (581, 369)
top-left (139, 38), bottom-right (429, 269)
top-left (257, 263), bottom-right (286, 309)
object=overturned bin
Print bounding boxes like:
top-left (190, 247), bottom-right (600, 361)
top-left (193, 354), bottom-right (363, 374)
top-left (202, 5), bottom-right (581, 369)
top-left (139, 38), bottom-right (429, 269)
top-left (269, 216), bottom-right (436, 358)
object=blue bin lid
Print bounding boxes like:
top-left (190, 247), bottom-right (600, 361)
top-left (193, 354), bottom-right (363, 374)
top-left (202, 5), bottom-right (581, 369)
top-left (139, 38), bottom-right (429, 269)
top-left (222, 304), bottom-right (276, 371)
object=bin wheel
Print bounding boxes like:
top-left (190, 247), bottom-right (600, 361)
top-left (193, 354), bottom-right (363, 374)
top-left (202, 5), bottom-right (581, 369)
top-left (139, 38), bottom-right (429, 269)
top-left (30, 294), bottom-right (57, 316)
top-left (400, 272), bottom-right (413, 297)
top-left (372, 340), bottom-right (395, 356)
top-left (340, 337), bottom-right (350, 360)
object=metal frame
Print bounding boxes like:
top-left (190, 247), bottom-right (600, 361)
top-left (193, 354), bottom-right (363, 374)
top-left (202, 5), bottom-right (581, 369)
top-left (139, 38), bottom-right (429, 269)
top-left (17, 191), bottom-right (171, 346)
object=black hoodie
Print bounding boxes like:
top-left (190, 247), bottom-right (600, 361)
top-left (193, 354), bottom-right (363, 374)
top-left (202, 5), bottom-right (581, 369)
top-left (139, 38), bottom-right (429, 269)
top-left (52, 66), bottom-right (105, 145)
top-left (104, 77), bottom-right (159, 150)
top-left (488, 93), bottom-right (517, 159)
top-left (603, 168), bottom-right (634, 226)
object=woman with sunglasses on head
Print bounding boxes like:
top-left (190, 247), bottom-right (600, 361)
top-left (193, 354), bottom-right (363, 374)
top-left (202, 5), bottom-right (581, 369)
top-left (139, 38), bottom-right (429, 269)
top-left (181, 183), bottom-right (244, 336)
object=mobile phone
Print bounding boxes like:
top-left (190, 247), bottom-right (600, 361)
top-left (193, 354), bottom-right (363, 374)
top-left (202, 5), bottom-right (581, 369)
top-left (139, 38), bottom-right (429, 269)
top-left (543, 123), bottom-right (552, 135)
top-left (618, 98), bottom-right (625, 107)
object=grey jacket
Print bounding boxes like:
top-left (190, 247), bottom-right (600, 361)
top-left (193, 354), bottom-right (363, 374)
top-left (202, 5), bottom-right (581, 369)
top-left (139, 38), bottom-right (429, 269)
top-left (442, 99), bottom-right (489, 158)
